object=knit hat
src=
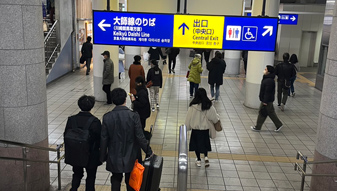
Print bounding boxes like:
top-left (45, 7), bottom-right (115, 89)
top-left (195, 54), bottom-right (201, 59)
top-left (266, 65), bottom-right (275, 73)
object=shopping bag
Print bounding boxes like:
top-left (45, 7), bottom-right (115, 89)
top-left (143, 52), bottom-right (150, 61)
top-left (129, 160), bottom-right (145, 191)
top-left (119, 53), bottom-right (125, 60)
top-left (146, 81), bottom-right (153, 88)
top-left (80, 55), bottom-right (85, 64)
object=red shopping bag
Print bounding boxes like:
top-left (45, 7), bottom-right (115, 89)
top-left (129, 160), bottom-right (145, 191)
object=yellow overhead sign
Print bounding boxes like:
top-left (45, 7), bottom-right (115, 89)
top-left (173, 15), bottom-right (225, 49)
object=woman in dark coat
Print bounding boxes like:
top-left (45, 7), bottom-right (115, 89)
top-left (131, 76), bottom-right (151, 129)
top-left (207, 51), bottom-right (226, 100)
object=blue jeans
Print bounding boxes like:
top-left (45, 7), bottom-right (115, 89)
top-left (288, 76), bottom-right (296, 95)
top-left (210, 84), bottom-right (220, 100)
top-left (189, 82), bottom-right (199, 97)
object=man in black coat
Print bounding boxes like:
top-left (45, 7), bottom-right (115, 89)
top-left (167, 48), bottom-right (180, 74)
top-left (207, 51), bottom-right (226, 101)
top-left (275, 53), bottom-right (296, 111)
top-left (251, 66), bottom-right (283, 132)
top-left (64, 95), bottom-right (102, 191)
top-left (81, 36), bottom-right (93, 75)
top-left (148, 47), bottom-right (164, 65)
top-left (100, 88), bottom-right (153, 191)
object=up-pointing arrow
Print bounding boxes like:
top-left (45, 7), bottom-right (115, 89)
top-left (98, 19), bottom-right (111, 31)
top-left (262, 26), bottom-right (273, 37)
top-left (178, 23), bottom-right (189, 35)
top-left (291, 16), bottom-right (296, 22)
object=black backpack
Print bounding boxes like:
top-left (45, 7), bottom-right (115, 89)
top-left (64, 116), bottom-right (95, 167)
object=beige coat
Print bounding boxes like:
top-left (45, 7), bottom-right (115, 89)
top-left (185, 104), bottom-right (219, 138)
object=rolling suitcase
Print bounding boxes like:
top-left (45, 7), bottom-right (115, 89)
top-left (140, 126), bottom-right (163, 191)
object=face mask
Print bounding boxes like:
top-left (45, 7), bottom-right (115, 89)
top-left (152, 47), bottom-right (156, 49)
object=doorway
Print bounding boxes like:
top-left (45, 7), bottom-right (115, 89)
top-left (299, 31), bottom-right (317, 67)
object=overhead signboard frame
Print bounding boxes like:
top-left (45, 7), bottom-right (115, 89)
top-left (93, 10), bottom-right (279, 52)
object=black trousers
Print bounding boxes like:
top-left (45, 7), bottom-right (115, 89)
top-left (86, 58), bottom-right (92, 74)
top-left (103, 84), bottom-right (112, 104)
top-left (140, 117), bottom-right (146, 129)
top-left (204, 51), bottom-right (211, 63)
top-left (70, 166), bottom-right (98, 191)
top-left (255, 102), bottom-right (283, 130)
top-left (277, 81), bottom-right (289, 105)
top-left (110, 172), bottom-right (134, 191)
top-left (168, 56), bottom-right (177, 71)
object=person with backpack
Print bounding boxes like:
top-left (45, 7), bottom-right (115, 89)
top-left (275, 53), bottom-right (296, 111)
top-left (147, 60), bottom-right (163, 112)
top-left (289, 54), bottom-right (299, 97)
top-left (64, 95), bottom-right (102, 191)
top-left (100, 88), bottom-right (153, 191)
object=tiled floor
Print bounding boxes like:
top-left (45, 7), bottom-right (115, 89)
top-left (48, 49), bottom-right (320, 191)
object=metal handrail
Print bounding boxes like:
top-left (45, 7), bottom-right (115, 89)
top-left (46, 43), bottom-right (60, 67)
top-left (294, 151), bottom-right (337, 191)
top-left (0, 139), bottom-right (64, 191)
top-left (44, 20), bottom-right (58, 43)
top-left (177, 125), bottom-right (188, 191)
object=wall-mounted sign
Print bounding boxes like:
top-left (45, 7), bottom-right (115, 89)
top-left (247, 13), bottom-right (298, 25)
top-left (93, 11), bottom-right (279, 51)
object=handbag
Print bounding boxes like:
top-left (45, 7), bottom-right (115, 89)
top-left (129, 160), bottom-right (144, 191)
top-left (214, 120), bottom-right (222, 132)
top-left (146, 81), bottom-right (153, 88)
top-left (143, 52), bottom-right (150, 61)
top-left (43, 21), bottom-right (48, 32)
top-left (80, 55), bottom-right (85, 64)
top-left (119, 53), bottom-right (125, 60)
top-left (186, 71), bottom-right (190, 78)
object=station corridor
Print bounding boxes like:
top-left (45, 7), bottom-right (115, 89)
top-left (47, 50), bottom-right (320, 191)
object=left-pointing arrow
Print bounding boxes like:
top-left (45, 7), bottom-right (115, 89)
top-left (98, 19), bottom-right (111, 31)
top-left (262, 26), bottom-right (273, 37)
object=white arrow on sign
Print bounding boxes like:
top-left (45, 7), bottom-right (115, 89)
top-left (262, 26), bottom-right (273, 37)
top-left (291, 16), bottom-right (296, 22)
top-left (98, 19), bottom-right (111, 31)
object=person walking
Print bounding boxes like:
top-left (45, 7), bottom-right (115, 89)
top-left (289, 54), bottom-right (299, 97)
top-left (207, 51), bottom-right (226, 101)
top-left (242, 50), bottom-right (248, 74)
top-left (131, 76), bottom-right (151, 129)
top-left (275, 53), bottom-right (296, 111)
top-left (148, 47), bottom-right (164, 65)
top-left (100, 88), bottom-right (153, 191)
top-left (81, 36), bottom-right (93, 75)
top-left (102, 51), bottom-right (114, 105)
top-left (118, 47), bottom-right (125, 80)
top-left (188, 54), bottom-right (203, 98)
top-left (185, 88), bottom-right (220, 167)
top-left (203, 49), bottom-right (212, 64)
top-left (147, 60), bottom-right (163, 112)
top-left (64, 95), bottom-right (102, 191)
top-left (161, 47), bottom-right (168, 65)
top-left (167, 48), bottom-right (180, 74)
top-left (251, 66), bottom-right (283, 132)
top-left (128, 55), bottom-right (145, 95)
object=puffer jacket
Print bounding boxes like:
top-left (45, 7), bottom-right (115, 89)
top-left (185, 104), bottom-right (219, 131)
top-left (102, 58), bottom-right (114, 85)
top-left (259, 73), bottom-right (276, 103)
top-left (100, 106), bottom-right (153, 173)
top-left (187, 58), bottom-right (203, 84)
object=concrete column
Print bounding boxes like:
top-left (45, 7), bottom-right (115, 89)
top-left (225, 50), bottom-right (241, 75)
top-left (92, 0), bottom-right (119, 102)
top-left (310, 2), bottom-right (337, 190)
top-left (0, 1), bottom-right (49, 191)
top-left (125, 46), bottom-right (141, 70)
top-left (244, 0), bottom-right (279, 109)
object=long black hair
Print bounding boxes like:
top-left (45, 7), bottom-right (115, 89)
top-left (189, 88), bottom-right (212, 111)
top-left (289, 54), bottom-right (298, 64)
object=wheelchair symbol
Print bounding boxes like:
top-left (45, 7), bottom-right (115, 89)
top-left (242, 26), bottom-right (258, 42)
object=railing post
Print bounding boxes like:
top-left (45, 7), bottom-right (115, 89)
top-left (57, 148), bottom-right (61, 190)
top-left (22, 147), bottom-right (28, 191)
top-left (300, 157), bottom-right (307, 191)
top-left (177, 125), bottom-right (188, 191)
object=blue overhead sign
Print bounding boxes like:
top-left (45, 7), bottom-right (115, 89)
top-left (93, 11), bottom-right (279, 52)
top-left (247, 13), bottom-right (298, 25)
top-left (278, 14), bottom-right (298, 25)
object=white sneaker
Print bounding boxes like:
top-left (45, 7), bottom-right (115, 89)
top-left (152, 108), bottom-right (155, 112)
top-left (156, 104), bottom-right (159, 108)
top-left (195, 159), bottom-right (201, 167)
top-left (274, 126), bottom-right (284, 132)
top-left (205, 157), bottom-right (210, 167)
top-left (250, 126), bottom-right (260, 132)
top-left (280, 103), bottom-right (285, 111)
